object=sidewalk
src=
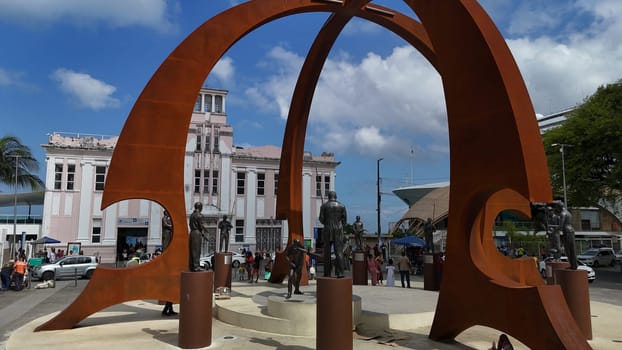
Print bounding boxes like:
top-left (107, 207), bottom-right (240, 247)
top-left (2, 275), bottom-right (621, 349)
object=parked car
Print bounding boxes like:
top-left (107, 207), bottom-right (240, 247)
top-left (538, 256), bottom-right (596, 283)
top-left (199, 252), bottom-right (245, 270)
top-left (616, 250), bottom-right (622, 263)
top-left (31, 255), bottom-right (99, 281)
top-left (577, 247), bottom-right (616, 267)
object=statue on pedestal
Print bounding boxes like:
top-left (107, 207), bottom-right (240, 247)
top-left (284, 238), bottom-right (306, 299)
top-left (162, 210), bottom-right (173, 251)
top-left (352, 215), bottom-right (365, 251)
top-left (531, 201), bottom-right (578, 270)
top-left (189, 202), bottom-right (207, 272)
top-left (551, 201), bottom-right (577, 269)
top-left (423, 218), bottom-right (436, 253)
top-left (319, 191), bottom-right (347, 278)
top-left (160, 210), bottom-right (177, 316)
top-left (218, 215), bottom-right (233, 253)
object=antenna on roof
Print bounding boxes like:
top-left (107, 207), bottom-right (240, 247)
top-left (410, 147), bottom-right (415, 185)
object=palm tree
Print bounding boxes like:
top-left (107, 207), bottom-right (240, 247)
top-left (0, 135), bottom-right (44, 191)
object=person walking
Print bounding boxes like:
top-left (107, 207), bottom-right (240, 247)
top-left (252, 251), bottom-right (263, 283)
top-left (375, 254), bottom-right (384, 285)
top-left (385, 258), bottom-right (395, 287)
top-left (12, 257), bottom-right (27, 291)
top-left (397, 251), bottom-right (412, 288)
top-left (367, 254), bottom-right (378, 286)
top-left (1, 261), bottom-right (13, 291)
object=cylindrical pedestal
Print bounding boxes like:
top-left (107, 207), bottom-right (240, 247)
top-left (214, 252), bottom-right (232, 290)
top-left (300, 259), bottom-right (309, 286)
top-left (545, 261), bottom-right (570, 285)
top-left (317, 277), bottom-right (353, 350)
top-left (352, 252), bottom-right (367, 285)
top-left (555, 269), bottom-right (592, 340)
top-left (179, 271), bottom-right (213, 349)
top-left (423, 254), bottom-right (438, 291)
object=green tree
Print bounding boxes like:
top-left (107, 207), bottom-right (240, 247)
top-left (542, 81), bottom-right (622, 206)
top-left (0, 135), bottom-right (44, 190)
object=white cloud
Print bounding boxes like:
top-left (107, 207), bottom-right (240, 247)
top-left (0, 67), bottom-right (36, 90)
top-left (51, 68), bottom-right (120, 110)
top-left (245, 45), bottom-right (446, 159)
top-left (0, 68), bottom-right (13, 86)
top-left (241, 0), bottom-right (622, 161)
top-left (212, 57), bottom-right (235, 85)
top-left (0, 0), bottom-right (174, 31)
top-left (508, 2), bottom-right (622, 114)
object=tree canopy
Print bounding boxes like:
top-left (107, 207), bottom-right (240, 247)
top-left (0, 135), bottom-right (44, 191)
top-left (542, 81), bottom-right (622, 206)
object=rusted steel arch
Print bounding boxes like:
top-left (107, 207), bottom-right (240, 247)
top-left (34, 0), bottom-right (433, 331)
top-left (275, 2), bottom-right (437, 235)
top-left (400, 0), bottom-right (591, 348)
top-left (272, 2), bottom-right (438, 283)
top-left (34, 0), bottom-right (592, 347)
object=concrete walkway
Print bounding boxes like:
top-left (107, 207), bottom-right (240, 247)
top-left (2, 277), bottom-right (622, 349)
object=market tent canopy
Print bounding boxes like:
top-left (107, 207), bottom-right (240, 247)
top-left (392, 235), bottom-right (426, 247)
top-left (31, 236), bottom-right (61, 244)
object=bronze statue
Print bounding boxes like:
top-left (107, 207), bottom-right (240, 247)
top-left (531, 201), bottom-right (577, 270)
top-left (551, 201), bottom-right (577, 269)
top-left (189, 202), bottom-right (206, 271)
top-left (319, 190), bottom-right (347, 278)
top-left (284, 238), bottom-right (306, 299)
top-left (218, 215), bottom-right (233, 253)
top-left (160, 210), bottom-right (176, 316)
top-left (423, 217), bottom-right (436, 253)
top-left (162, 210), bottom-right (172, 250)
top-left (352, 215), bottom-right (364, 251)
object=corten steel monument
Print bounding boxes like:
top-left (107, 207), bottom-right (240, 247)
top-left (34, 1), bottom-right (592, 348)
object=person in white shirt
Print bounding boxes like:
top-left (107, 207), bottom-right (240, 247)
top-left (48, 247), bottom-right (56, 263)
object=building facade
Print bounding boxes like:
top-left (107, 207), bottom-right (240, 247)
top-left (41, 87), bottom-right (339, 263)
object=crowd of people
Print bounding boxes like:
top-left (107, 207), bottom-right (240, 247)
top-left (235, 249), bottom-right (274, 282)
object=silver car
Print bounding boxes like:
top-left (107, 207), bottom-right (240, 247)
top-left (577, 248), bottom-right (616, 267)
top-left (538, 256), bottom-right (596, 283)
top-left (199, 252), bottom-right (245, 270)
top-left (31, 255), bottom-right (99, 281)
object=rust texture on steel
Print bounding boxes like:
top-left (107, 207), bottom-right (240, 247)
top-left (34, 1), bottom-right (592, 348)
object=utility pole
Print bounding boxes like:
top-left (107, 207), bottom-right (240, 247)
top-left (11, 155), bottom-right (20, 259)
top-left (377, 158), bottom-right (383, 245)
top-left (551, 143), bottom-right (571, 206)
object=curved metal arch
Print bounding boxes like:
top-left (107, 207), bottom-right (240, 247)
top-left (35, 1), bottom-right (593, 347)
top-left (276, 1), bottom-right (438, 241)
top-left (35, 0), bottom-right (435, 331)
top-left (271, 1), bottom-right (439, 282)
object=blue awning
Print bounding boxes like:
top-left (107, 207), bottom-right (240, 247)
top-left (392, 235), bottom-right (426, 247)
top-left (31, 236), bottom-right (61, 244)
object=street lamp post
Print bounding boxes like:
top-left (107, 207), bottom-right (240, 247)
top-left (551, 143), bottom-right (571, 206)
top-left (377, 158), bottom-right (383, 245)
top-left (11, 155), bottom-right (19, 259)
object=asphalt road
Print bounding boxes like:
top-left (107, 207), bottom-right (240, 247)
top-left (586, 265), bottom-right (622, 306)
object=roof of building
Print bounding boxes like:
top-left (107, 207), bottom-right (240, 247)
top-left (234, 145), bottom-right (282, 159)
top-left (233, 145), bottom-right (339, 164)
top-left (397, 185), bottom-right (450, 222)
top-left (392, 182), bottom-right (449, 207)
top-left (0, 191), bottom-right (45, 207)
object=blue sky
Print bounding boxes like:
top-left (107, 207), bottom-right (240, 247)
top-left (1, 0), bottom-right (622, 231)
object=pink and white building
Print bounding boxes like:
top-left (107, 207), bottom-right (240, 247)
top-left (41, 87), bottom-right (339, 263)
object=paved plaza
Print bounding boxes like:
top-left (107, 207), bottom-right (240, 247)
top-left (1, 273), bottom-right (621, 349)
